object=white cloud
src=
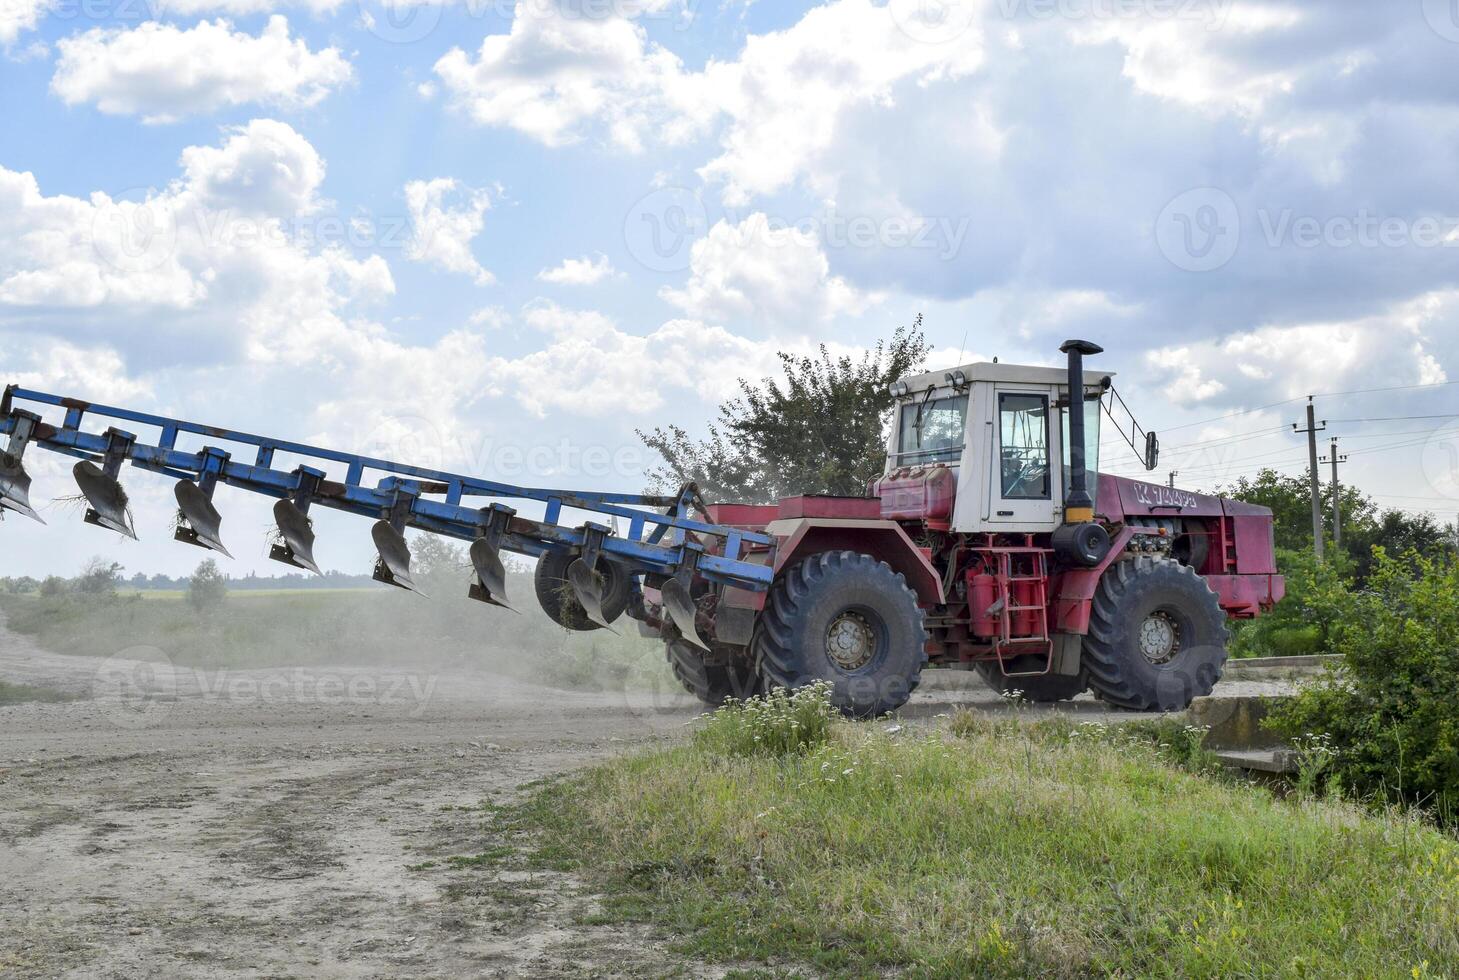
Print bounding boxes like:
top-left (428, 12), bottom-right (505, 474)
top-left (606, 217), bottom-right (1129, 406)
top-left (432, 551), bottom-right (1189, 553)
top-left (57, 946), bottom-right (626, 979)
top-left (403, 178), bottom-right (494, 286)
top-left (659, 213), bottom-right (875, 325)
top-left (484, 301), bottom-right (824, 417)
top-left (51, 17), bottom-right (352, 123)
top-left (434, 2), bottom-right (703, 151)
top-left (0, 119), bottom-right (391, 359)
top-left (1142, 298), bottom-right (1451, 410)
top-left (0, 0), bottom-right (45, 46)
top-left (432, 0), bottom-right (983, 201)
top-left (536, 253), bottom-right (618, 286)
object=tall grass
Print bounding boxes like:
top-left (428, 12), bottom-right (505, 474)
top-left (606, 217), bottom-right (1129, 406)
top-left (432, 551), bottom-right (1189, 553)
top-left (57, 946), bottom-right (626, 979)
top-left (508, 715), bottom-right (1459, 977)
top-left (692, 683), bottom-right (835, 757)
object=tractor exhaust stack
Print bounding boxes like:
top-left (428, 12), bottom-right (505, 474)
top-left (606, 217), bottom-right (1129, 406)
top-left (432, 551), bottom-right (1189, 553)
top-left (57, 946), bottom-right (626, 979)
top-left (1059, 339), bottom-right (1103, 525)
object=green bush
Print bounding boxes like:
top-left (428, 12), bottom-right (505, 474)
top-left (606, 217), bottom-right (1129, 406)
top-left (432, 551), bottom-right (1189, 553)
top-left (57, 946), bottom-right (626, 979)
top-left (186, 559), bottom-right (228, 613)
top-left (1230, 547), bottom-right (1353, 658)
top-left (692, 683), bottom-right (834, 757)
top-left (1270, 550), bottom-right (1459, 821)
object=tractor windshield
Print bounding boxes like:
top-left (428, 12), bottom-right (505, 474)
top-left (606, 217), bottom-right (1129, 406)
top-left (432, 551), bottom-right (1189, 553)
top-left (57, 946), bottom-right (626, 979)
top-left (897, 394), bottom-right (967, 464)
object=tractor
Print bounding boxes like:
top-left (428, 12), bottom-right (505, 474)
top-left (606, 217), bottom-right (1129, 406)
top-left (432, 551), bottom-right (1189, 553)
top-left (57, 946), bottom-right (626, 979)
top-left (0, 339), bottom-right (1283, 717)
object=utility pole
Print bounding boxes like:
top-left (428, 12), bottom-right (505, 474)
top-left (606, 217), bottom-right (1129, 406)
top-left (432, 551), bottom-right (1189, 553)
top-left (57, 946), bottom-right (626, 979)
top-left (1168, 471), bottom-right (1178, 488)
top-left (1319, 438), bottom-right (1348, 547)
top-left (1293, 399), bottom-right (1327, 560)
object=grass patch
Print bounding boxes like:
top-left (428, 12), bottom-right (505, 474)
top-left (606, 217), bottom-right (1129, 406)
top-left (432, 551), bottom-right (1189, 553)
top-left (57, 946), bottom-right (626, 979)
top-left (503, 704), bottom-right (1459, 977)
top-left (0, 679), bottom-right (72, 706)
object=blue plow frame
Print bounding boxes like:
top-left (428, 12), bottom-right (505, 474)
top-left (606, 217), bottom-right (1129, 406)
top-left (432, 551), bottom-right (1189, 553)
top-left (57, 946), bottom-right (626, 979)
top-left (0, 385), bottom-right (776, 596)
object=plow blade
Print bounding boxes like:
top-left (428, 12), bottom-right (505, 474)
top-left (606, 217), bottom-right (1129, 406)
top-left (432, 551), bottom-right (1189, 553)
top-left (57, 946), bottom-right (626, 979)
top-left (173, 480), bottom-right (232, 558)
top-left (372, 520), bottom-right (423, 595)
top-left (0, 453), bottom-right (42, 523)
top-left (567, 559), bottom-right (618, 632)
top-left (661, 577), bottom-right (709, 651)
top-left (73, 460), bottom-right (136, 539)
top-left (270, 499), bottom-right (321, 575)
top-left (468, 538), bottom-right (513, 609)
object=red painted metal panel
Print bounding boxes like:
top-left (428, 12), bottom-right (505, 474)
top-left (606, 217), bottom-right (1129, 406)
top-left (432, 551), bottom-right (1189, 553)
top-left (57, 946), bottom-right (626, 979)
top-left (1228, 511), bottom-right (1278, 575)
top-left (1049, 526), bottom-right (1139, 634)
top-left (704, 503), bottom-right (777, 528)
top-left (1104, 474), bottom-right (1226, 519)
top-left (770, 518), bottom-right (945, 606)
top-left (872, 464), bottom-right (957, 521)
top-left (1205, 573), bottom-right (1285, 617)
top-left (776, 496), bottom-right (882, 520)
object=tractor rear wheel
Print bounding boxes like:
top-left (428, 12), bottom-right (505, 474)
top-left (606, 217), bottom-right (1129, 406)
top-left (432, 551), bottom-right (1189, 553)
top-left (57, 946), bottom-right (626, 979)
top-left (753, 550), bottom-right (928, 719)
top-left (974, 662), bottom-right (1087, 702)
top-left (534, 551), bottom-right (630, 632)
top-left (665, 639), bottom-right (762, 707)
top-left (1082, 556), bottom-right (1230, 711)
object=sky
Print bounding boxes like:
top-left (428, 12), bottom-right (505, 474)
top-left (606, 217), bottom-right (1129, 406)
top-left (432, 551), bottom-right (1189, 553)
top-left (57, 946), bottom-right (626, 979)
top-left (1, 0), bottom-right (1458, 579)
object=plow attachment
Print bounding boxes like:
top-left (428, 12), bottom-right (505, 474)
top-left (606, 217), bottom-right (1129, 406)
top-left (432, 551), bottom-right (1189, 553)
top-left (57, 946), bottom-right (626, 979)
top-left (0, 453), bottom-right (41, 523)
top-left (469, 538), bottom-right (511, 609)
top-left (0, 383), bottom-right (777, 648)
top-left (372, 519), bottom-right (422, 595)
top-left (74, 460), bottom-right (136, 539)
top-left (270, 499), bottom-right (321, 575)
top-left (174, 479), bottom-right (232, 558)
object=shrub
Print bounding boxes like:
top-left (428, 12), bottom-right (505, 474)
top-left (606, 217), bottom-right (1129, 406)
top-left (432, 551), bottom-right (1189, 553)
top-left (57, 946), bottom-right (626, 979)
top-left (1230, 548), bottom-right (1353, 658)
top-left (693, 683), bottom-right (835, 757)
top-left (1269, 550), bottom-right (1459, 820)
top-left (38, 575), bottom-right (68, 597)
top-left (187, 559), bottom-right (228, 613)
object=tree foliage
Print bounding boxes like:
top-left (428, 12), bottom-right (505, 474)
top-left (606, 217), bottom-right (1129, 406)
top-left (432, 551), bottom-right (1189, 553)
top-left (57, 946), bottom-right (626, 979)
top-left (639, 317), bottom-right (931, 503)
top-left (1269, 551), bottom-right (1459, 821)
top-left (187, 558), bottom-right (228, 612)
top-left (1223, 468), bottom-right (1456, 579)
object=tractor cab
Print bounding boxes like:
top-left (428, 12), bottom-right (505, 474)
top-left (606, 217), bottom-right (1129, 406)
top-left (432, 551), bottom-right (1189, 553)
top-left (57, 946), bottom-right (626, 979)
top-left (881, 360), bottom-right (1112, 534)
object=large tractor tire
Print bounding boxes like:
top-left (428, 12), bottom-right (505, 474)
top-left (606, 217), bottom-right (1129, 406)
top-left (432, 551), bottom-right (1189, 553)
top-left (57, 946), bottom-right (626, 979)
top-left (665, 639), bottom-right (762, 707)
top-left (534, 551), bottom-right (631, 632)
top-left (974, 662), bottom-right (1087, 703)
top-left (1082, 556), bottom-right (1230, 711)
top-left (752, 551), bottom-right (928, 719)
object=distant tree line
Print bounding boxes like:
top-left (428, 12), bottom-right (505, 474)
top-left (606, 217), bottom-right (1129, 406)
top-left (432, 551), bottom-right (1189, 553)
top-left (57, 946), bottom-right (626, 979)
top-left (1, 562), bottom-right (376, 596)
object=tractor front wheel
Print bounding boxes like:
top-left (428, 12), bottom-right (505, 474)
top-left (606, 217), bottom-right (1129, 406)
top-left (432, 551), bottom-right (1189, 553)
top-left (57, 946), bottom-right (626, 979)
top-left (753, 551), bottom-right (928, 718)
top-left (1082, 556), bottom-right (1230, 711)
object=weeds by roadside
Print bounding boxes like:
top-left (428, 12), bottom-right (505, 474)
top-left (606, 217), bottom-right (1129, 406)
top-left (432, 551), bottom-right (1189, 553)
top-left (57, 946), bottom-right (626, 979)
top-left (494, 701), bottom-right (1459, 977)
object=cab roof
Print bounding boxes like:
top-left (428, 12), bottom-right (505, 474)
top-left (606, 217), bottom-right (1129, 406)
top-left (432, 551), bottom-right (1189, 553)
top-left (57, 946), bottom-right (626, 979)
top-left (896, 361), bottom-right (1115, 394)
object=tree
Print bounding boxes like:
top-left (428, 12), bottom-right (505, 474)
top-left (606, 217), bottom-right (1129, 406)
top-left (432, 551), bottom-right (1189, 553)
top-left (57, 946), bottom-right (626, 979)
top-left (187, 559), bottom-right (228, 612)
top-left (1270, 551), bottom-right (1459, 822)
top-left (640, 317), bottom-right (931, 503)
top-left (74, 557), bottom-right (123, 596)
top-left (1222, 468), bottom-right (1378, 554)
top-left (39, 575), bottom-right (67, 597)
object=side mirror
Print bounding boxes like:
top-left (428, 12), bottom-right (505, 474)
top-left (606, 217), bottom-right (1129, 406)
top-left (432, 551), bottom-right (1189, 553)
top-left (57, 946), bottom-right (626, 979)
top-left (1145, 431), bottom-right (1160, 471)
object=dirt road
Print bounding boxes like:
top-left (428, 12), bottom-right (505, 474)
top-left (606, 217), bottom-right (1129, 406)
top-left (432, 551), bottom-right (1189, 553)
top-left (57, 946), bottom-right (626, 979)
top-left (0, 608), bottom-right (1300, 978)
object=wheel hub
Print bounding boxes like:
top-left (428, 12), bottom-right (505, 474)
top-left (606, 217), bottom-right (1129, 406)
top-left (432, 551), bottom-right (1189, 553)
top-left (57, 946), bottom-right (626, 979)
top-left (1138, 611), bottom-right (1180, 665)
top-left (825, 611), bottom-right (876, 670)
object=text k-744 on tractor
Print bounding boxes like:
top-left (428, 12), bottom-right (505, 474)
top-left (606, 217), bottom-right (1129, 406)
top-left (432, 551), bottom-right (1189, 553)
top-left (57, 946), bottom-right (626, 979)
top-left (0, 340), bottom-right (1283, 717)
